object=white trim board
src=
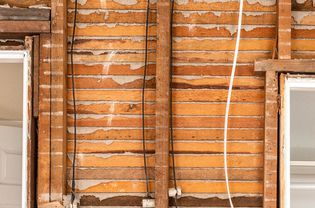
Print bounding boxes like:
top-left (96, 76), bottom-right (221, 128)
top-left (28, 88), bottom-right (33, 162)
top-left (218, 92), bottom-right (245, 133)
top-left (284, 77), bottom-right (315, 208)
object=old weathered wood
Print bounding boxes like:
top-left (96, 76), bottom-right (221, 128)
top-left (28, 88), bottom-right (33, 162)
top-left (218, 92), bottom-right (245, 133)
top-left (49, 0), bottom-right (68, 202)
top-left (33, 35), bottom-right (39, 117)
top-left (0, 21), bottom-right (50, 33)
top-left (278, 0), bottom-right (291, 59)
top-left (0, 8), bottom-right (50, 20)
top-left (255, 59), bottom-right (315, 72)
top-left (25, 36), bottom-right (36, 208)
top-left (155, 0), bottom-right (171, 206)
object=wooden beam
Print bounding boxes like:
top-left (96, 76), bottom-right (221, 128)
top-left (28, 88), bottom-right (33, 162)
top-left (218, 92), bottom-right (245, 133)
top-left (49, 0), bottom-right (67, 202)
top-left (0, 21), bottom-right (50, 33)
top-left (255, 59), bottom-right (315, 72)
top-left (0, 8), bottom-right (50, 21)
top-left (278, 0), bottom-right (291, 59)
top-left (155, 0), bottom-right (171, 207)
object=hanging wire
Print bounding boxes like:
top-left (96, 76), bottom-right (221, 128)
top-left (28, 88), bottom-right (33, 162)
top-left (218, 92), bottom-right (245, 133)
top-left (142, 0), bottom-right (151, 198)
top-left (170, 0), bottom-right (178, 207)
top-left (70, 0), bottom-right (78, 205)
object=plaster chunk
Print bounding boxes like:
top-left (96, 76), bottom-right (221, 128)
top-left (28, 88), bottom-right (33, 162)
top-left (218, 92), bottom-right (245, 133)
top-left (113, 0), bottom-right (138, 5)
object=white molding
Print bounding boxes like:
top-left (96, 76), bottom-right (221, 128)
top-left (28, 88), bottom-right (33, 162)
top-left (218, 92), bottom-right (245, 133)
top-left (284, 77), bottom-right (315, 208)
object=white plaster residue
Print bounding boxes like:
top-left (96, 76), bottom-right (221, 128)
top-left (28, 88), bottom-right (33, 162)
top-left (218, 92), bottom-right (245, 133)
top-left (192, 0), bottom-right (275, 6)
top-left (212, 11), bottom-right (222, 17)
top-left (104, 140), bottom-right (114, 145)
top-left (293, 25), bottom-right (315, 30)
top-left (179, 11), bottom-right (210, 18)
top-left (70, 0), bottom-right (88, 5)
top-left (104, 10), bottom-right (109, 20)
top-left (292, 11), bottom-right (315, 24)
top-left (247, 0), bottom-right (276, 6)
top-left (68, 180), bottom-right (105, 191)
top-left (107, 23), bottom-right (118, 28)
top-left (103, 63), bottom-right (111, 75)
top-left (109, 102), bottom-right (116, 113)
top-left (130, 63), bottom-right (145, 70)
top-left (0, 4), bottom-right (10, 8)
top-left (78, 9), bottom-right (98, 15)
top-left (0, 39), bottom-right (23, 43)
top-left (76, 23), bottom-right (88, 29)
top-left (111, 76), bottom-right (142, 85)
top-left (175, 0), bottom-right (189, 5)
top-left (243, 11), bottom-right (267, 16)
top-left (296, 0), bottom-right (308, 3)
top-left (107, 114), bottom-right (113, 126)
top-left (113, 0), bottom-right (138, 6)
top-left (29, 4), bottom-right (50, 9)
top-left (117, 10), bottom-right (130, 14)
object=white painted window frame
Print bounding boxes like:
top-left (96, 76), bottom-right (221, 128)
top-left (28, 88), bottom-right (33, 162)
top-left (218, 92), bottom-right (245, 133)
top-left (283, 77), bottom-right (315, 208)
top-left (0, 50), bottom-right (29, 208)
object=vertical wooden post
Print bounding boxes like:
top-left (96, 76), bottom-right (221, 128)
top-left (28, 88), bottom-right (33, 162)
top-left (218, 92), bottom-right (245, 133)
top-left (49, 0), bottom-right (67, 202)
top-left (278, 0), bottom-right (291, 207)
top-left (155, 0), bottom-right (171, 207)
top-left (263, 0), bottom-right (291, 207)
top-left (278, 0), bottom-right (291, 60)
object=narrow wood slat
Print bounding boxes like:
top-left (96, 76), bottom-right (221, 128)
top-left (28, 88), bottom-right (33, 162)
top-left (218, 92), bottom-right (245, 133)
top-left (255, 59), bottom-right (315, 72)
top-left (0, 8), bottom-right (50, 21)
top-left (69, 180), bottom-right (263, 194)
top-left (69, 154), bottom-right (263, 168)
top-left (0, 20), bottom-right (50, 33)
top-left (67, 167), bottom-right (263, 180)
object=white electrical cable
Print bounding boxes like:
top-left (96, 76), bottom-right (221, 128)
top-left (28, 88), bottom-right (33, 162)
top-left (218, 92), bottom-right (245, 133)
top-left (223, 0), bottom-right (244, 207)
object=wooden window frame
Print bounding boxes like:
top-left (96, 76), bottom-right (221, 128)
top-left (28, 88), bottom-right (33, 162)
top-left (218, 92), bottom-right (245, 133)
top-left (0, 41), bottom-right (35, 208)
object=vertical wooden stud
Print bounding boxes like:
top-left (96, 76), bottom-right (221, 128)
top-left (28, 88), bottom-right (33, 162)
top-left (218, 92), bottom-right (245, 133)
top-left (155, 0), bottom-right (171, 207)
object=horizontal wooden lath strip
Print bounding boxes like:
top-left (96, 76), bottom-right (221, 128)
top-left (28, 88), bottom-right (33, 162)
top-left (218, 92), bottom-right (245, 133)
top-left (0, 8), bottom-right (50, 21)
top-left (255, 59), bottom-right (315, 72)
top-left (0, 20), bottom-right (50, 33)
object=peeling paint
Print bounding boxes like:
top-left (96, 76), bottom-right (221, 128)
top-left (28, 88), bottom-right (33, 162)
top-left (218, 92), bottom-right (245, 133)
top-left (113, 0), bottom-right (138, 5)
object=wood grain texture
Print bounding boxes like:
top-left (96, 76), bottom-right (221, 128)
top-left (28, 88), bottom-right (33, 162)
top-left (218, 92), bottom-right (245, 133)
top-left (155, 0), bottom-right (171, 206)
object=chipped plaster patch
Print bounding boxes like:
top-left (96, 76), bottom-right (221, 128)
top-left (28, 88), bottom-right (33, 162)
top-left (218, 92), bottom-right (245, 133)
top-left (113, 0), bottom-right (138, 5)
top-left (176, 0), bottom-right (189, 5)
top-left (247, 0), bottom-right (276, 6)
top-left (296, 0), bottom-right (308, 3)
top-left (292, 11), bottom-right (315, 24)
top-left (0, 4), bottom-right (10, 8)
top-left (78, 9), bottom-right (99, 15)
top-left (71, 0), bottom-right (88, 5)
top-left (29, 4), bottom-right (50, 9)
top-left (111, 76), bottom-right (142, 85)
top-left (129, 63), bottom-right (145, 70)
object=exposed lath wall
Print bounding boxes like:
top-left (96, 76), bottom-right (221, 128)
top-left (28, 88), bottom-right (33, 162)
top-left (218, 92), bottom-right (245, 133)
top-left (0, 0), bottom-right (315, 207)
